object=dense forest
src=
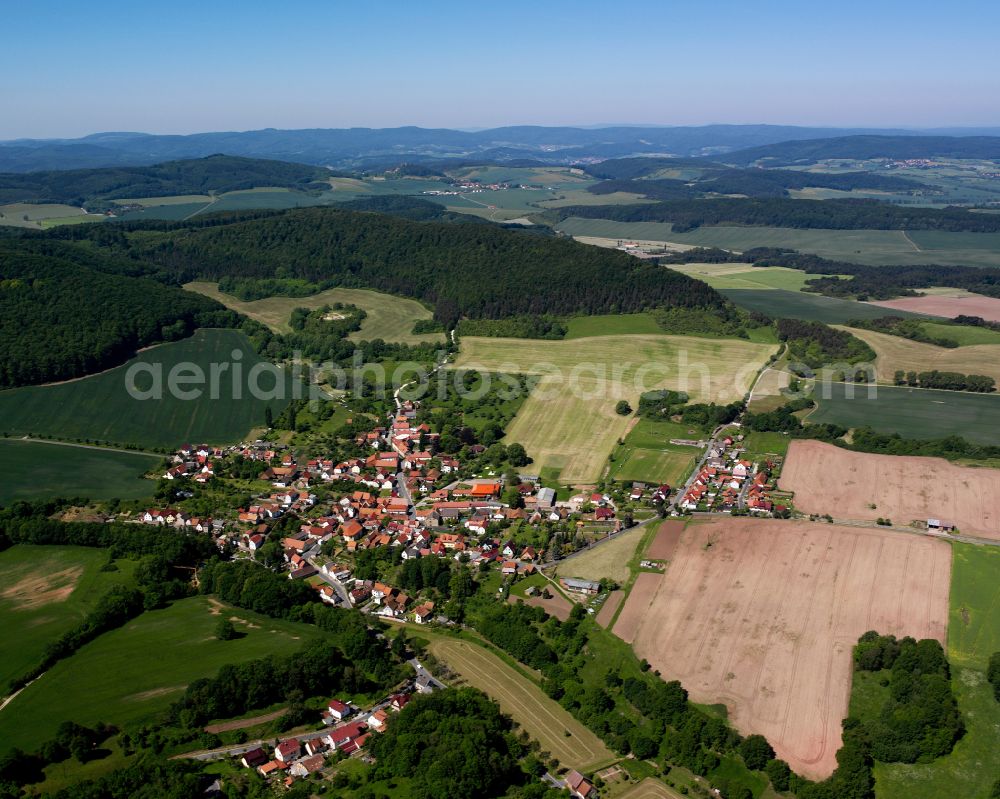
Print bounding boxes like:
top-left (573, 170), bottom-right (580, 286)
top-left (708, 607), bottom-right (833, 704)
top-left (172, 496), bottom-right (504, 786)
top-left (776, 319), bottom-right (876, 370)
top-left (0, 240), bottom-right (228, 387)
top-left (550, 197), bottom-right (1000, 232)
top-left (0, 155), bottom-right (330, 206)
top-left (719, 134), bottom-right (1000, 166)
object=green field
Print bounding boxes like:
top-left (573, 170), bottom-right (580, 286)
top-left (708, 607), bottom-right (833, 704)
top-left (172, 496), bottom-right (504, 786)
top-left (0, 595), bottom-right (326, 750)
top-left (0, 439), bottom-right (158, 505)
top-left (721, 288), bottom-right (934, 324)
top-left (609, 418), bottom-right (701, 486)
top-left (0, 545), bottom-right (138, 690)
top-left (564, 313), bottom-right (663, 338)
top-left (667, 263), bottom-right (833, 292)
top-left (810, 383), bottom-right (1000, 445)
top-left (185, 282), bottom-right (445, 344)
top-left (919, 321), bottom-right (1000, 346)
top-left (740, 431), bottom-right (792, 458)
top-left (866, 543), bottom-right (1000, 799)
top-left (0, 329), bottom-right (292, 449)
top-left (557, 217), bottom-right (1000, 268)
top-left (0, 203), bottom-right (104, 228)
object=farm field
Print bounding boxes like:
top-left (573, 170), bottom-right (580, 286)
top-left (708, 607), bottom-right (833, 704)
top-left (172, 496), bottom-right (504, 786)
top-left (608, 418), bottom-right (701, 487)
top-left (720, 288), bottom-right (933, 323)
top-left (594, 590), bottom-right (623, 628)
top-left (838, 325), bottom-right (1000, 384)
top-left (667, 263), bottom-right (831, 292)
top-left (622, 518), bottom-right (951, 780)
top-left (0, 203), bottom-right (104, 228)
top-left (869, 293), bottom-right (1000, 322)
top-left (0, 595), bottom-right (326, 751)
top-left (0, 439), bottom-right (158, 504)
top-left (558, 526), bottom-right (647, 584)
top-left (513, 591), bottom-right (573, 622)
top-left (919, 321), bottom-right (1000, 346)
top-left (948, 543), bottom-right (1000, 669)
top-left (809, 381), bottom-right (1000, 445)
top-left (185, 282), bottom-right (444, 344)
top-left (564, 313), bottom-right (662, 339)
top-left (0, 329), bottom-right (292, 449)
top-left (779, 440), bottom-right (1000, 538)
top-left (426, 638), bottom-right (614, 771)
top-left (645, 520), bottom-right (685, 560)
top-left (611, 573), bottom-right (663, 644)
top-left (748, 366), bottom-right (792, 412)
top-left (0, 545), bottom-right (138, 691)
top-left (557, 217), bottom-right (1000, 267)
top-left (616, 777), bottom-right (685, 799)
top-left (454, 335), bottom-right (775, 483)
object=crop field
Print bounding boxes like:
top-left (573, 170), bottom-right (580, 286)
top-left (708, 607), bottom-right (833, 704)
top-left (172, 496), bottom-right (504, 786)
top-left (0, 439), bottom-right (158, 505)
top-left (838, 325), bottom-right (1000, 384)
top-left (808, 382), bottom-right (1000, 445)
top-left (646, 520), bottom-right (686, 560)
top-left (594, 590), bottom-right (624, 628)
top-left (426, 638), bottom-right (614, 771)
top-left (621, 518), bottom-right (951, 780)
top-left (919, 321), bottom-right (1000, 346)
top-left (558, 525), bottom-right (647, 584)
top-left (185, 281), bottom-right (444, 344)
top-left (667, 263), bottom-right (830, 292)
top-left (616, 778), bottom-right (685, 799)
top-left (780, 440), bottom-right (1000, 538)
top-left (113, 194), bottom-right (213, 207)
top-left (720, 288), bottom-right (932, 323)
top-left (948, 544), bottom-right (1000, 669)
top-left (0, 203), bottom-right (104, 228)
top-left (0, 595), bottom-right (326, 750)
top-left (113, 201), bottom-right (211, 221)
top-left (611, 573), bottom-right (663, 644)
top-left (0, 545), bottom-right (138, 691)
top-left (0, 329), bottom-right (292, 449)
top-left (557, 217), bottom-right (1000, 267)
top-left (564, 313), bottom-right (662, 338)
top-left (870, 293), bottom-right (1000, 322)
top-left (454, 335), bottom-right (775, 483)
top-left (748, 366), bottom-right (792, 412)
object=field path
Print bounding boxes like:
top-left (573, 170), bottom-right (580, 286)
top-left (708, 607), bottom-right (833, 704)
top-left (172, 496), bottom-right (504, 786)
top-left (204, 708), bottom-right (286, 734)
top-left (17, 436), bottom-right (161, 457)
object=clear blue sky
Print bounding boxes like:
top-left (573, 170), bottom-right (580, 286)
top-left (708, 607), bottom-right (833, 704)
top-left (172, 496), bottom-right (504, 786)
top-left (3, 0), bottom-right (998, 138)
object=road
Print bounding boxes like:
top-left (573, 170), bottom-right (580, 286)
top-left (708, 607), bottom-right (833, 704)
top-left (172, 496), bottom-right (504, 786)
top-left (667, 422), bottom-right (735, 513)
top-left (306, 558), bottom-right (352, 605)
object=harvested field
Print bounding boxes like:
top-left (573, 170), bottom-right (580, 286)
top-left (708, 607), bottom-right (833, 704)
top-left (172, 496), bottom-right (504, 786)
top-left (612, 573), bottom-right (663, 644)
top-left (618, 778), bottom-right (685, 799)
top-left (0, 568), bottom-right (84, 611)
top-left (646, 520), bottom-right (685, 560)
top-left (869, 293), bottom-right (1000, 322)
top-left (560, 526), bottom-right (647, 584)
top-left (837, 325), bottom-right (1000, 384)
top-left (427, 638), bottom-right (614, 770)
top-left (627, 518), bottom-right (951, 780)
top-left (780, 439), bottom-right (1000, 538)
top-left (595, 590), bottom-right (623, 628)
top-left (513, 592), bottom-right (573, 622)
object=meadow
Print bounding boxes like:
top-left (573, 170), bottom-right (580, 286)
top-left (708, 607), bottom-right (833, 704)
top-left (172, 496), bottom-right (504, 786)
top-left (0, 545), bottom-right (138, 691)
top-left (0, 595), bottom-right (326, 750)
top-left (185, 281), bottom-right (445, 344)
top-left (0, 439), bottom-right (158, 505)
top-left (0, 329), bottom-right (292, 449)
top-left (608, 418), bottom-right (701, 487)
top-left (558, 525), bottom-right (648, 585)
top-left (919, 321), bottom-right (1000, 346)
top-left (564, 313), bottom-right (662, 339)
top-left (0, 203), bottom-right (103, 228)
top-left (809, 382), bottom-right (1000, 445)
top-left (720, 288), bottom-right (933, 324)
top-left (454, 335), bottom-right (775, 483)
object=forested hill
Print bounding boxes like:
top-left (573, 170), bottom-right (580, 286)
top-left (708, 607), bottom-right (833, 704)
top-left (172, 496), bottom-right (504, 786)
top-left (0, 241), bottom-right (228, 387)
top-left (549, 197), bottom-right (1000, 233)
top-left (720, 134), bottom-right (1000, 166)
top-left (0, 155), bottom-right (330, 206)
top-left (103, 206), bottom-right (724, 324)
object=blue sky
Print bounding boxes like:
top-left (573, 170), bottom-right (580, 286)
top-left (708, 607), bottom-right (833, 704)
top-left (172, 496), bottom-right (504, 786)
top-left (3, 0), bottom-right (998, 138)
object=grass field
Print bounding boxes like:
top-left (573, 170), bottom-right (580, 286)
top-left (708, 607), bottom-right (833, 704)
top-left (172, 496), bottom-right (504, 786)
top-left (721, 288), bottom-right (933, 323)
top-left (810, 382), bottom-right (1000, 445)
top-left (0, 546), bottom-right (138, 691)
top-left (427, 638), bottom-right (614, 771)
top-left (608, 418), bottom-right (701, 486)
top-left (0, 329), bottom-right (292, 449)
top-left (741, 431), bottom-right (792, 458)
top-left (185, 282), bottom-right (445, 344)
top-left (667, 263), bottom-right (834, 292)
top-left (0, 595), bottom-right (326, 750)
top-left (557, 217), bottom-right (1000, 268)
top-left (948, 544), bottom-right (1000, 670)
top-left (0, 203), bottom-right (104, 229)
top-left (920, 321), bottom-right (1000, 346)
top-left (564, 313), bottom-right (662, 339)
top-left (558, 525), bottom-right (648, 584)
top-left (454, 335), bottom-right (775, 483)
top-left (0, 439), bottom-right (158, 505)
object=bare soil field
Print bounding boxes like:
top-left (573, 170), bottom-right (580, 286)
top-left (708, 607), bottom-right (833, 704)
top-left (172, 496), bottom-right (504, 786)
top-left (780, 439), bottom-right (1000, 538)
top-left (0, 567), bottom-right (83, 610)
top-left (612, 573), bottom-right (663, 644)
top-left (869, 293), bottom-right (1000, 322)
top-left (626, 518), bottom-right (951, 780)
top-left (646, 520), bottom-right (686, 560)
top-left (595, 590), bottom-right (624, 628)
top-left (512, 592), bottom-right (573, 622)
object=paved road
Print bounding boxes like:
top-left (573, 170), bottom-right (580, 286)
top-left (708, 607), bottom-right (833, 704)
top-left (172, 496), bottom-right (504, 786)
top-left (307, 559), bottom-right (352, 605)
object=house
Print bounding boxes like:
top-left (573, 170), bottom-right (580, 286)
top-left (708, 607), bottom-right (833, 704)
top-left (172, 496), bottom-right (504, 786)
top-left (274, 739), bottom-right (301, 763)
top-left (595, 507), bottom-right (615, 521)
top-left (367, 709), bottom-right (389, 731)
top-left (289, 755), bottom-right (325, 777)
top-left (564, 769), bottom-right (595, 799)
top-left (257, 760), bottom-right (286, 777)
top-left (560, 577), bottom-right (600, 595)
top-left (519, 545), bottom-right (536, 562)
top-left (413, 601), bottom-right (435, 624)
top-left (327, 699), bottom-right (352, 721)
top-left (535, 486), bottom-right (556, 509)
top-left (415, 673), bottom-right (437, 694)
top-left (240, 747), bottom-right (268, 768)
top-left (324, 720), bottom-right (368, 750)
top-left (390, 693), bottom-right (412, 712)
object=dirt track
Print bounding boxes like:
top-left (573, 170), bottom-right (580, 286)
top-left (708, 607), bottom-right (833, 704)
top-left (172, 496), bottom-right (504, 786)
top-left (780, 439), bottom-right (1000, 538)
top-left (622, 518), bottom-right (951, 780)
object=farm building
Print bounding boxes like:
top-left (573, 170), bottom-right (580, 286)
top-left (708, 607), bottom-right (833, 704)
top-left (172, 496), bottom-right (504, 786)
top-left (560, 577), bottom-right (600, 595)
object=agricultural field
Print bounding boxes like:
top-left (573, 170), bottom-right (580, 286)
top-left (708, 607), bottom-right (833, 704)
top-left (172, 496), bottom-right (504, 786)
top-left (838, 325), bottom-right (1000, 384)
top-left (869, 292), bottom-right (1000, 322)
top-left (747, 366), bottom-right (792, 412)
top-left (620, 518), bottom-right (951, 780)
top-left (645, 520), bottom-right (685, 560)
top-left (808, 382), bottom-right (1000, 445)
top-left (558, 525), bottom-right (647, 584)
top-left (556, 217), bottom-right (1000, 267)
top-left (185, 281), bottom-right (445, 344)
top-left (667, 263), bottom-right (833, 292)
top-left (0, 595), bottom-right (327, 751)
top-left (0, 545), bottom-right (138, 691)
top-left (779, 440), bottom-right (1000, 538)
top-left (0, 203), bottom-right (104, 228)
top-left (720, 288), bottom-right (932, 324)
top-left (919, 321), bottom-right (1000, 346)
top-left (426, 638), bottom-right (614, 771)
top-left (0, 439), bottom-right (158, 505)
top-left (0, 329), bottom-right (292, 449)
top-left (611, 573), bottom-right (663, 644)
top-left (564, 313), bottom-right (662, 339)
top-left (454, 335), bottom-right (775, 483)
top-left (608, 418), bottom-right (701, 487)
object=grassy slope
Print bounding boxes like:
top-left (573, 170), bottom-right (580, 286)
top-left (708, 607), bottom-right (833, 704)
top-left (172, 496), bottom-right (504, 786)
top-left (0, 439), bottom-right (158, 505)
top-left (0, 545), bottom-right (139, 690)
top-left (919, 322), bottom-right (1000, 346)
top-left (0, 595), bottom-right (326, 750)
top-left (0, 329), bottom-right (291, 449)
top-left (564, 313), bottom-right (663, 338)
